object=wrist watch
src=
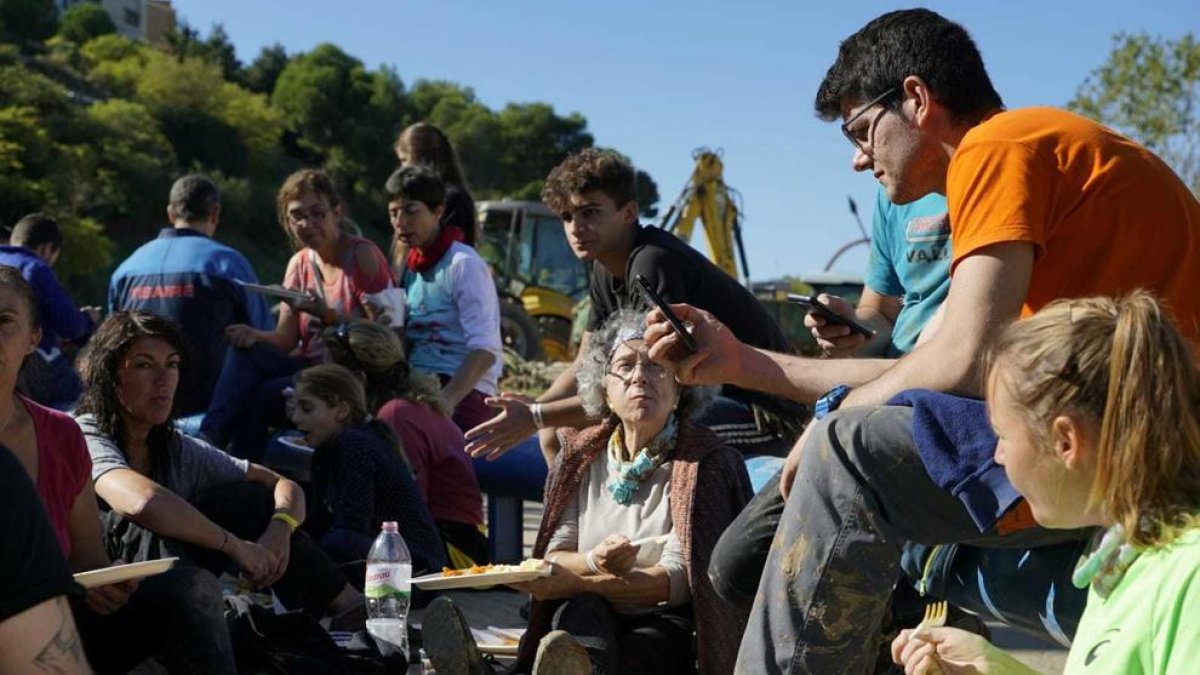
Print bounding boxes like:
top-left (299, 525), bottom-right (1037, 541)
top-left (815, 385), bottom-right (852, 420)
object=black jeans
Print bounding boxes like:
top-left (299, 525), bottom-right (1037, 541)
top-left (73, 565), bottom-right (237, 675)
top-left (104, 481), bottom-right (348, 617)
top-left (550, 593), bottom-right (694, 675)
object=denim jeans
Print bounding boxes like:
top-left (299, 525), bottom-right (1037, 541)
top-left (201, 342), bottom-right (306, 461)
top-left (735, 406), bottom-right (1091, 675)
top-left (74, 565), bottom-right (237, 675)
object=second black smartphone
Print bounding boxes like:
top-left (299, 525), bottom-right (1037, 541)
top-left (786, 293), bottom-right (876, 338)
top-left (633, 274), bottom-right (698, 353)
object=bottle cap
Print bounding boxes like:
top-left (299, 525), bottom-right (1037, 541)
top-left (382, 521), bottom-right (399, 532)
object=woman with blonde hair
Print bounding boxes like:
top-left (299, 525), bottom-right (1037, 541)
top-left (394, 122), bottom-right (477, 247)
top-left (893, 291), bottom-right (1200, 675)
top-left (201, 168), bottom-right (394, 461)
top-left (322, 320), bottom-right (488, 566)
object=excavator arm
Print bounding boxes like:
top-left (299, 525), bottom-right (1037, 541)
top-left (656, 149), bottom-right (751, 283)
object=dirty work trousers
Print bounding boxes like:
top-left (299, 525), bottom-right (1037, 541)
top-left (734, 406), bottom-right (1090, 675)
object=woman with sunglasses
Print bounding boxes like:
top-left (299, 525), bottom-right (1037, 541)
top-left (200, 169), bottom-right (394, 461)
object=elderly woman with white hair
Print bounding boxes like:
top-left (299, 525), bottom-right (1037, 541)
top-left (423, 309), bottom-right (752, 675)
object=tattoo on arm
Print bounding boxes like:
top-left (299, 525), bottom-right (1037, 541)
top-left (32, 598), bottom-right (86, 674)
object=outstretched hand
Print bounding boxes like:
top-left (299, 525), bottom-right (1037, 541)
top-left (464, 393), bottom-right (538, 460)
top-left (643, 304), bottom-right (747, 386)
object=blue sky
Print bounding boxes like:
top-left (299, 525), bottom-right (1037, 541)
top-left (172, 0), bottom-right (1198, 280)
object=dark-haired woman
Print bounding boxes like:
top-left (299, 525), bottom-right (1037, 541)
top-left (0, 268), bottom-right (236, 673)
top-left (74, 311), bottom-right (366, 630)
top-left (394, 122), bottom-right (478, 247)
top-left (201, 168), bottom-right (394, 461)
top-left (388, 165), bottom-right (502, 433)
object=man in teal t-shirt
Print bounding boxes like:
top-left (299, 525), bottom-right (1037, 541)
top-left (864, 188), bottom-right (950, 356)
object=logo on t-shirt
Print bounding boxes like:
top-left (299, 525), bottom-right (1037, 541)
top-left (1084, 628), bottom-right (1119, 666)
top-left (905, 213), bottom-right (950, 244)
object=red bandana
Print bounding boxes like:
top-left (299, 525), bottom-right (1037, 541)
top-left (406, 225), bottom-right (464, 273)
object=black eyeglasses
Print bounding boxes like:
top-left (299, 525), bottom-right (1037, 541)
top-left (841, 88), bottom-right (899, 153)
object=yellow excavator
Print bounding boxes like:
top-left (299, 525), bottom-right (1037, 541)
top-left (656, 148), bottom-right (862, 353)
top-left (655, 148), bottom-right (753, 285)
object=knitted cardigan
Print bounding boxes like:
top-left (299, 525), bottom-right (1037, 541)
top-left (514, 418), bottom-right (752, 674)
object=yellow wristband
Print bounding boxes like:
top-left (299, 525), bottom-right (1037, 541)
top-left (271, 512), bottom-right (300, 531)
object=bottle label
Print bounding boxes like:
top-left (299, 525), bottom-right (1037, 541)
top-left (365, 563), bottom-right (411, 600)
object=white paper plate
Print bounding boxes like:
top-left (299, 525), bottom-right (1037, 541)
top-left (411, 565), bottom-right (550, 590)
top-left (277, 433), bottom-right (315, 454)
top-left (74, 558), bottom-right (178, 589)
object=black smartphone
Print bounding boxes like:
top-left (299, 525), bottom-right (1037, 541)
top-left (633, 274), bottom-right (698, 353)
top-left (786, 293), bottom-right (876, 338)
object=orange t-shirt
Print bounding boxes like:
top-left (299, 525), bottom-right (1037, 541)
top-left (947, 107), bottom-right (1200, 340)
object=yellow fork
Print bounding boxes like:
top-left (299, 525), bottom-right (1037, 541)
top-left (912, 600), bottom-right (948, 639)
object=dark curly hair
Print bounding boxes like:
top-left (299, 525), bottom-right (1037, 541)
top-left (542, 148), bottom-right (637, 215)
top-left (814, 9), bottom-right (1003, 123)
top-left (76, 311), bottom-right (190, 474)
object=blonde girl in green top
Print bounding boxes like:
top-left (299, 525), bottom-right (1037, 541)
top-left (893, 291), bottom-right (1200, 675)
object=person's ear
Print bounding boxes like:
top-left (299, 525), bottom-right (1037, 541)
top-left (620, 199), bottom-right (638, 226)
top-left (1051, 414), bottom-right (1093, 470)
top-left (433, 204), bottom-right (445, 222)
top-left (334, 400), bottom-right (351, 423)
top-left (166, 205), bottom-right (177, 223)
top-left (27, 324), bottom-right (41, 355)
top-left (902, 74), bottom-right (934, 127)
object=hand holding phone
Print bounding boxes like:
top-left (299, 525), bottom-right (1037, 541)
top-left (634, 275), bottom-right (698, 353)
top-left (786, 293), bottom-right (876, 338)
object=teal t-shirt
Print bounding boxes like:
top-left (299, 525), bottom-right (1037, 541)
top-left (864, 189), bottom-right (950, 356)
top-left (1064, 527), bottom-right (1200, 674)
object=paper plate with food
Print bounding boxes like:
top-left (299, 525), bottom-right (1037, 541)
top-left (276, 431), bottom-right (314, 454)
top-left (411, 559), bottom-right (550, 590)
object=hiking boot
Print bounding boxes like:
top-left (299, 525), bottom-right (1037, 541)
top-left (533, 630), bottom-right (593, 675)
top-left (422, 596), bottom-right (494, 675)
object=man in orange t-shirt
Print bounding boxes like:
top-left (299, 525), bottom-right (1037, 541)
top-left (639, 8), bottom-right (1200, 675)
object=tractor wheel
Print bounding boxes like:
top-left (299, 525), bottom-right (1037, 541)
top-left (500, 301), bottom-right (545, 361)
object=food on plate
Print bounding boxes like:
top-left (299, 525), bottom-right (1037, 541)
top-left (440, 558), bottom-right (546, 577)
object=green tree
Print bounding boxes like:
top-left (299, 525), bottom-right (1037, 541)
top-left (164, 21), bottom-right (241, 82)
top-left (57, 2), bottom-right (116, 45)
top-left (1069, 32), bottom-right (1200, 194)
top-left (272, 43), bottom-right (407, 236)
top-left (241, 43), bottom-right (289, 95)
top-left (0, 0), bottom-right (57, 44)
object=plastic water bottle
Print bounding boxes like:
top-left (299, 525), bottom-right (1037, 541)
top-left (365, 521), bottom-right (412, 662)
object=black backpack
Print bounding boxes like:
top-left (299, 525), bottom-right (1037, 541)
top-left (224, 595), bottom-right (350, 675)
